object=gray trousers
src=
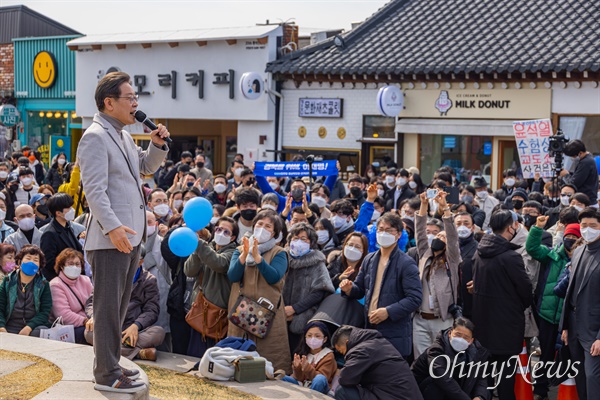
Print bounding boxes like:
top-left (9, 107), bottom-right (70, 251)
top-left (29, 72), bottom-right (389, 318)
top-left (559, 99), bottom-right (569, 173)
top-left (85, 325), bottom-right (166, 360)
top-left (88, 246), bottom-right (140, 385)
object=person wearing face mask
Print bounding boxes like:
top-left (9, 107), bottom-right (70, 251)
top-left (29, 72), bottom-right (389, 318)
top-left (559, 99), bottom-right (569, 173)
top-left (0, 243), bottom-right (16, 282)
top-left (226, 158), bottom-right (245, 191)
top-left (472, 177), bottom-right (498, 232)
top-left (454, 212), bottom-right (477, 320)
top-left (228, 210), bottom-right (292, 373)
top-left (266, 176), bottom-right (286, 196)
top-left (168, 190), bottom-right (184, 214)
top-left (327, 232), bottom-right (368, 289)
top-left (499, 169), bottom-right (518, 198)
top-left (310, 184), bottom-right (332, 220)
top-left (205, 175), bottom-right (229, 207)
top-left (146, 189), bottom-right (171, 226)
top-left (526, 218), bottom-right (580, 400)
top-left (543, 183), bottom-right (577, 229)
top-left (189, 154), bottom-right (214, 193)
top-left (560, 140), bottom-right (599, 208)
top-left (340, 212), bottom-right (422, 357)
top-left (313, 218), bottom-right (340, 258)
top-left (29, 193), bottom-right (52, 229)
top-left (384, 169), bottom-right (417, 212)
top-left (282, 321), bottom-right (337, 394)
top-left (0, 162), bottom-right (11, 191)
top-left (5, 204), bottom-right (42, 252)
top-left (411, 317), bottom-right (490, 400)
top-left (332, 325), bottom-right (422, 400)
top-left (232, 188), bottom-right (260, 238)
top-left (329, 199), bottom-right (356, 243)
top-left (559, 208), bottom-right (600, 400)
top-left (283, 223), bottom-right (335, 354)
top-left (184, 217), bottom-right (238, 358)
top-left (0, 245), bottom-right (51, 337)
top-left (15, 168), bottom-right (39, 209)
top-left (505, 188), bottom-right (528, 215)
top-left (40, 193), bottom-right (83, 281)
top-left (569, 192), bottom-right (591, 214)
top-left (412, 191), bottom-right (462, 358)
top-left (0, 196), bottom-right (15, 243)
top-left (471, 209), bottom-right (532, 400)
top-left (383, 168), bottom-right (397, 193)
top-left (49, 248), bottom-right (93, 344)
top-left (345, 176), bottom-right (366, 207)
top-left (46, 152), bottom-right (71, 192)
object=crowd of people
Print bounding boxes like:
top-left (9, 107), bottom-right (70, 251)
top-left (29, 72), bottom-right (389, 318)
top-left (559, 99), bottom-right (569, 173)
top-left (1, 74), bottom-right (600, 399)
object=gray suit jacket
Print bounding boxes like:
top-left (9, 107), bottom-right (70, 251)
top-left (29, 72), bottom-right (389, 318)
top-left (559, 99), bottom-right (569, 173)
top-left (77, 113), bottom-right (167, 251)
top-left (4, 228), bottom-right (42, 252)
top-left (559, 244), bottom-right (600, 348)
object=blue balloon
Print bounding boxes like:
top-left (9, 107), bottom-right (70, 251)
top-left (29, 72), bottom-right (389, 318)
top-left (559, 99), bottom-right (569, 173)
top-left (168, 227), bottom-right (198, 257)
top-left (183, 197), bottom-right (213, 231)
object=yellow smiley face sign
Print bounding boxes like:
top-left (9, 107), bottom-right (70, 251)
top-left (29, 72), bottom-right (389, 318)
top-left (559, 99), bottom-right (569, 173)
top-left (33, 51), bottom-right (57, 89)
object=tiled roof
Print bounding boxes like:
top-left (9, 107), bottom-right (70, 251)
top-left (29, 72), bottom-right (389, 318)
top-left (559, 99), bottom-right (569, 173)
top-left (267, 0), bottom-right (600, 77)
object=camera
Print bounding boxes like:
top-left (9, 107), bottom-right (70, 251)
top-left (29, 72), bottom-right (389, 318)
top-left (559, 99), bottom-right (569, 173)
top-left (305, 155), bottom-right (315, 163)
top-left (548, 129), bottom-right (569, 157)
top-left (448, 303), bottom-right (463, 319)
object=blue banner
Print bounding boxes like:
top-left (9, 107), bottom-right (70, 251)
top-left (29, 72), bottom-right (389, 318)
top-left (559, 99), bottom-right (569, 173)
top-left (254, 160), bottom-right (337, 177)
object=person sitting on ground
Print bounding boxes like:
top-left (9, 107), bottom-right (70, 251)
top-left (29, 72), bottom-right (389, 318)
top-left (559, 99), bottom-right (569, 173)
top-left (333, 325), bottom-right (422, 400)
top-left (4, 204), bottom-right (42, 252)
top-left (0, 245), bottom-right (51, 337)
top-left (85, 245), bottom-right (165, 361)
top-left (0, 243), bottom-right (17, 282)
top-left (49, 248), bottom-right (93, 344)
top-left (411, 317), bottom-right (490, 400)
top-left (282, 321), bottom-right (337, 395)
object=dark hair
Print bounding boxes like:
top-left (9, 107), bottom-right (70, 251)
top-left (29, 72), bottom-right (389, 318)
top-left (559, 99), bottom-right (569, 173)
top-left (340, 232), bottom-right (368, 280)
top-left (52, 152), bottom-right (67, 169)
top-left (214, 174), bottom-right (227, 183)
top-left (527, 192), bottom-right (545, 205)
top-left (490, 209), bottom-right (515, 235)
top-left (47, 193), bottom-right (74, 218)
top-left (0, 243), bottom-right (16, 263)
top-left (231, 158), bottom-right (244, 167)
top-left (148, 188), bottom-right (167, 203)
top-left (287, 222), bottom-right (318, 249)
top-left (308, 203), bottom-right (321, 218)
top-left (572, 192), bottom-right (591, 207)
top-left (386, 168), bottom-right (397, 176)
top-left (95, 72), bottom-right (131, 111)
top-left (560, 183), bottom-right (578, 193)
top-left (217, 216), bottom-right (239, 242)
top-left (291, 178), bottom-right (307, 189)
top-left (436, 172), bottom-right (453, 185)
top-left (240, 168), bottom-right (254, 179)
top-left (407, 197), bottom-right (421, 210)
top-left (578, 207), bottom-right (600, 224)
top-left (522, 200), bottom-right (543, 214)
top-left (311, 183), bottom-right (330, 198)
top-left (330, 199), bottom-right (354, 216)
top-left (252, 210), bottom-right (283, 240)
top-left (331, 325), bottom-right (353, 347)
top-left (348, 176), bottom-right (362, 185)
top-left (410, 173), bottom-right (426, 194)
top-left (235, 188), bottom-right (260, 207)
top-left (180, 151), bottom-right (193, 159)
top-left (18, 167), bottom-right (34, 177)
top-left (397, 168), bottom-right (410, 178)
top-left (460, 184), bottom-right (476, 196)
top-left (564, 140), bottom-right (586, 157)
top-left (453, 211), bottom-right (474, 225)
top-left (453, 317), bottom-right (475, 333)
top-left (182, 186), bottom-right (201, 199)
top-left (11, 152), bottom-right (23, 161)
top-left (168, 215), bottom-right (183, 229)
top-left (54, 248), bottom-right (85, 275)
top-left (291, 206), bottom-right (306, 216)
top-left (377, 212), bottom-right (403, 233)
top-left (213, 204), bottom-right (225, 217)
top-left (451, 202), bottom-right (474, 215)
top-left (373, 196), bottom-right (386, 209)
top-left (426, 217), bottom-right (444, 231)
top-left (559, 207), bottom-right (581, 225)
top-left (16, 245), bottom-right (46, 269)
top-left (314, 218), bottom-right (340, 248)
top-left (294, 321), bottom-right (331, 357)
top-left (503, 169), bottom-right (517, 178)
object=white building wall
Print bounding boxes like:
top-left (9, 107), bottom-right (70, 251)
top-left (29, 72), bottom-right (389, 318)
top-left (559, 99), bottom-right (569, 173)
top-left (237, 120), bottom-right (275, 163)
top-left (552, 82), bottom-right (600, 114)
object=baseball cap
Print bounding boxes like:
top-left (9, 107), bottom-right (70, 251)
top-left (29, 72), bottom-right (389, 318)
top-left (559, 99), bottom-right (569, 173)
top-left (29, 193), bottom-right (50, 206)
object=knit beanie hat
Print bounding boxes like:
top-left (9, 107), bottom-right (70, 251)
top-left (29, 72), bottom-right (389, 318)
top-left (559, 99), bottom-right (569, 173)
top-left (511, 188), bottom-right (529, 201)
top-left (564, 223), bottom-right (581, 238)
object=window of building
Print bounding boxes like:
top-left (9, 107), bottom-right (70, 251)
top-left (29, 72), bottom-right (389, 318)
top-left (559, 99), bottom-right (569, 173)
top-left (363, 115), bottom-right (395, 139)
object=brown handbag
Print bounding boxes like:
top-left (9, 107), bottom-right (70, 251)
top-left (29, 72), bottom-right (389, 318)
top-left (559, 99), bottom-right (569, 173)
top-left (185, 272), bottom-right (228, 341)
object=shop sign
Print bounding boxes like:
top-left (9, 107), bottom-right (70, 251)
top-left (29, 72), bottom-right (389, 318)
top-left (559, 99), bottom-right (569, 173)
top-left (254, 160), bottom-right (337, 177)
top-left (401, 89), bottom-right (551, 119)
top-left (299, 98), bottom-right (343, 118)
top-left (377, 86), bottom-right (404, 117)
top-left (513, 119), bottom-right (553, 178)
top-left (33, 51), bottom-right (58, 89)
top-left (0, 105), bottom-right (20, 127)
top-left (239, 72), bottom-right (263, 100)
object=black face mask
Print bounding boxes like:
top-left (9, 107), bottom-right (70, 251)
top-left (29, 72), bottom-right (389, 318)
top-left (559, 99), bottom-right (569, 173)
top-left (523, 214), bottom-right (536, 229)
top-left (513, 200), bottom-right (524, 210)
top-left (196, 162), bottom-right (204, 169)
top-left (291, 188), bottom-right (304, 201)
top-left (431, 238), bottom-right (446, 252)
top-left (563, 238), bottom-right (576, 253)
top-left (350, 187), bottom-right (362, 198)
top-left (245, 178), bottom-right (255, 186)
top-left (240, 209), bottom-right (257, 221)
top-left (37, 204), bottom-right (49, 216)
top-left (8, 184), bottom-right (18, 193)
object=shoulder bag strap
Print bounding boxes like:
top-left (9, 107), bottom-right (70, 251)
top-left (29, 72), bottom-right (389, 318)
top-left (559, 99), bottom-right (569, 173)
top-left (59, 277), bottom-right (86, 312)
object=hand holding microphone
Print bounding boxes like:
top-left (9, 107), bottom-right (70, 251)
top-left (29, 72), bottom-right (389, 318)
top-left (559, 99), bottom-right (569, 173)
top-left (134, 110), bottom-right (172, 144)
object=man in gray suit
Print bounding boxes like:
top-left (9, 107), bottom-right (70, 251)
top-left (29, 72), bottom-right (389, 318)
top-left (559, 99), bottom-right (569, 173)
top-left (78, 72), bottom-right (169, 394)
top-left (560, 207), bottom-right (600, 400)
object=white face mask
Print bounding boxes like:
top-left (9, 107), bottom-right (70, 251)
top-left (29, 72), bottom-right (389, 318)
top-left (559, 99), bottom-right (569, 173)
top-left (427, 233), bottom-right (436, 247)
top-left (316, 230), bottom-right (330, 245)
top-left (234, 167), bottom-right (244, 177)
top-left (396, 177), bottom-right (407, 187)
top-left (153, 203), bottom-right (170, 217)
top-left (306, 337), bottom-right (324, 350)
top-left (457, 225), bottom-right (472, 239)
top-left (18, 217), bottom-right (35, 231)
top-left (0, 171), bottom-right (8, 179)
top-left (408, 181), bottom-right (418, 190)
top-left (377, 189), bottom-right (385, 197)
top-left (58, 158), bottom-right (66, 165)
top-left (573, 205), bottom-right (583, 213)
top-left (331, 215), bottom-right (347, 230)
top-left (505, 178), bottom-right (516, 187)
top-left (371, 210), bottom-right (381, 222)
top-left (63, 208), bottom-right (75, 222)
top-left (21, 177), bottom-right (33, 186)
top-left (312, 196), bottom-right (327, 209)
top-left (289, 239), bottom-right (311, 258)
top-left (63, 265), bottom-right (81, 280)
top-left (262, 204), bottom-right (277, 211)
top-left (581, 227), bottom-right (600, 243)
top-left (385, 176), bottom-right (395, 185)
top-left (376, 231), bottom-right (397, 248)
top-left (401, 211), bottom-right (414, 221)
top-left (173, 199), bottom-right (183, 209)
top-left (253, 227), bottom-right (272, 244)
top-left (476, 190), bottom-right (488, 200)
top-left (146, 224), bottom-right (157, 236)
top-left (214, 231), bottom-right (232, 246)
top-left (0, 209), bottom-right (5, 221)
top-left (450, 336), bottom-right (470, 352)
top-left (268, 181), bottom-right (278, 191)
top-left (344, 246), bottom-right (363, 261)
top-left (210, 216), bottom-right (219, 225)
top-left (214, 183), bottom-right (227, 194)
top-left (560, 195), bottom-right (571, 207)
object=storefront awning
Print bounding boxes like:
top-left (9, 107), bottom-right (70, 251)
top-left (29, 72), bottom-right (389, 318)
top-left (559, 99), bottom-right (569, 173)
top-left (396, 119), bottom-right (515, 137)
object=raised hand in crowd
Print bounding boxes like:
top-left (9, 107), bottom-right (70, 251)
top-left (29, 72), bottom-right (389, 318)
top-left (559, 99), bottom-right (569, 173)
top-left (169, 172), bottom-right (181, 193)
top-left (239, 236), bottom-right (250, 265)
top-left (339, 278), bottom-right (353, 295)
top-left (366, 183), bottom-right (378, 203)
top-left (251, 236), bottom-right (262, 264)
top-left (536, 215), bottom-right (549, 229)
top-left (282, 193), bottom-right (293, 217)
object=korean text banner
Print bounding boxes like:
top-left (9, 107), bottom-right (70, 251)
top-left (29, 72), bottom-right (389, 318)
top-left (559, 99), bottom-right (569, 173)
top-left (513, 119), bottom-right (554, 179)
top-left (254, 161), bottom-right (337, 177)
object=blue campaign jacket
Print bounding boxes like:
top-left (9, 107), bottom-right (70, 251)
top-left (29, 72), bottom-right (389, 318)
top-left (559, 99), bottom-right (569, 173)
top-left (344, 246), bottom-right (422, 356)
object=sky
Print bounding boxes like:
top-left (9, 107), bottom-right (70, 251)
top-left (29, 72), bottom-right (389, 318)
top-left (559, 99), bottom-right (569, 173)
top-left (1, 0), bottom-right (391, 35)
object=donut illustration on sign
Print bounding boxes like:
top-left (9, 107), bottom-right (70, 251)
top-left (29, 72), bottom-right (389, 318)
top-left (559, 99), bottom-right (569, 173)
top-left (435, 91), bottom-right (453, 116)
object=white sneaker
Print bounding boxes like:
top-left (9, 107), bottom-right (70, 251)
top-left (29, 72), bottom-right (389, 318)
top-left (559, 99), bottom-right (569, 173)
top-left (94, 374), bottom-right (146, 393)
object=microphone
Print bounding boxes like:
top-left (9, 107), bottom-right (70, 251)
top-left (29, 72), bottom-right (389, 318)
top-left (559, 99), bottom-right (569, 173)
top-left (134, 110), bottom-right (172, 143)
